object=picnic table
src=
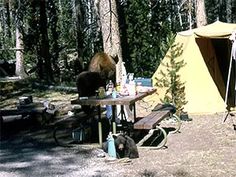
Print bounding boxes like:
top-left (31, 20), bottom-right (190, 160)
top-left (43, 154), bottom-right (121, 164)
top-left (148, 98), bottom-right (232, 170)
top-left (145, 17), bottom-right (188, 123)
top-left (71, 88), bottom-right (157, 145)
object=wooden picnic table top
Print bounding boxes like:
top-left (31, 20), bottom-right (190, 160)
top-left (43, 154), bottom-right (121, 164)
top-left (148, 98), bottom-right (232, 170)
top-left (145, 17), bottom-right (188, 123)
top-left (71, 88), bottom-right (156, 106)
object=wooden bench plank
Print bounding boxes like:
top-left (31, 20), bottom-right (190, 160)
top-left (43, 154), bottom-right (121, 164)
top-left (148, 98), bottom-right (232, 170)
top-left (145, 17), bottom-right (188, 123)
top-left (134, 112), bottom-right (158, 129)
top-left (143, 110), bottom-right (169, 129)
top-left (0, 108), bottom-right (46, 116)
top-left (134, 110), bottom-right (170, 129)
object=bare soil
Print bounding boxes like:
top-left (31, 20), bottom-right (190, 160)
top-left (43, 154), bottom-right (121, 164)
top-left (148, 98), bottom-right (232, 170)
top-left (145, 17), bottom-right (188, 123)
top-left (1, 90), bottom-right (236, 177)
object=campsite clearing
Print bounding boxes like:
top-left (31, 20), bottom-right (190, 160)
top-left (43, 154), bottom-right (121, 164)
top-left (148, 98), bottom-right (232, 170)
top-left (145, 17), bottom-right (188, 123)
top-left (0, 90), bottom-right (236, 177)
top-left (0, 113), bottom-right (235, 177)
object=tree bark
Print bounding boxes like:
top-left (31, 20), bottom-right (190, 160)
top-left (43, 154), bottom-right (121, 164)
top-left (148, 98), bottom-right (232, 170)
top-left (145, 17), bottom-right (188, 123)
top-left (4, 0), bottom-right (12, 38)
top-left (39, 0), bottom-right (54, 83)
top-left (15, 1), bottom-right (27, 78)
top-left (48, 0), bottom-right (60, 79)
top-left (233, 0), bottom-right (236, 23)
top-left (15, 26), bottom-right (27, 78)
top-left (95, 0), bottom-right (123, 83)
top-left (72, 0), bottom-right (84, 73)
top-left (226, 0), bottom-right (232, 23)
top-left (188, 0), bottom-right (192, 30)
top-left (195, 0), bottom-right (207, 27)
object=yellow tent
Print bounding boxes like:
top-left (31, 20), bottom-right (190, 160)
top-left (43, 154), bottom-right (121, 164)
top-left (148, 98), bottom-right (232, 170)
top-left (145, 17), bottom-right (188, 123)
top-left (150, 21), bottom-right (236, 115)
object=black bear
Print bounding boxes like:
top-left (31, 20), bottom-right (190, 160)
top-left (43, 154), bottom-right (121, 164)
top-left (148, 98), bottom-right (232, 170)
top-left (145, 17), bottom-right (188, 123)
top-left (76, 71), bottom-right (106, 114)
top-left (76, 71), bottom-right (106, 98)
top-left (102, 133), bottom-right (139, 159)
top-left (76, 52), bottom-right (118, 114)
top-left (88, 52), bottom-right (118, 82)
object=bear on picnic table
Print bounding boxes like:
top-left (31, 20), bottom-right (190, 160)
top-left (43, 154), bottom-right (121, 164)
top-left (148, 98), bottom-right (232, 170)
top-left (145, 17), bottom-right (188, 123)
top-left (76, 71), bottom-right (106, 114)
top-left (76, 52), bottom-right (118, 114)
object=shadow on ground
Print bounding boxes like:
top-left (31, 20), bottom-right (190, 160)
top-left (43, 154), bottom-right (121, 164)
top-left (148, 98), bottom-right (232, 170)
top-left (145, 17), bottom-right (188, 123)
top-left (0, 120), bottom-right (96, 177)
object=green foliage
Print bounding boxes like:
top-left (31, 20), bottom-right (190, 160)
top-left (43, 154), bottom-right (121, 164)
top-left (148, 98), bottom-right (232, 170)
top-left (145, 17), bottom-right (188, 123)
top-left (1, 0), bottom-right (235, 85)
top-left (122, 0), bottom-right (182, 78)
top-left (0, 1), bottom-right (16, 62)
top-left (57, 1), bottom-right (76, 49)
top-left (11, 0), bottom-right (103, 84)
top-left (155, 35), bottom-right (187, 115)
top-left (205, 0), bottom-right (236, 23)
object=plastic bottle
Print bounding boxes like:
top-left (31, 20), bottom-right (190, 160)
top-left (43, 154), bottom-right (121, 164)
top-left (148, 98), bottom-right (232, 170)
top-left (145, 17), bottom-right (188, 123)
top-left (106, 80), bottom-right (114, 95)
top-left (127, 73), bottom-right (136, 96)
top-left (107, 132), bottom-right (117, 158)
top-left (106, 105), bottom-right (112, 119)
top-left (106, 80), bottom-right (114, 119)
top-left (129, 80), bottom-right (136, 96)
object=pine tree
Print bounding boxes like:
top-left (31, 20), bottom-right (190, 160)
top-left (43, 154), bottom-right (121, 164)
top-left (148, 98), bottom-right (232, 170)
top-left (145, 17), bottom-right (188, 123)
top-left (155, 36), bottom-right (187, 115)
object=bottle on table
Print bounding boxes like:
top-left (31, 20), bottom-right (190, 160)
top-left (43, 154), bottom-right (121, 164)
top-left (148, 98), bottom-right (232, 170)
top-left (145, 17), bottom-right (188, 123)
top-left (106, 80), bottom-right (114, 96)
top-left (106, 80), bottom-right (114, 119)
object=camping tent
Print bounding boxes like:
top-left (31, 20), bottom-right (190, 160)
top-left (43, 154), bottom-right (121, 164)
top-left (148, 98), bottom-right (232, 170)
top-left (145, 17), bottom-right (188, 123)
top-left (150, 21), bottom-right (236, 114)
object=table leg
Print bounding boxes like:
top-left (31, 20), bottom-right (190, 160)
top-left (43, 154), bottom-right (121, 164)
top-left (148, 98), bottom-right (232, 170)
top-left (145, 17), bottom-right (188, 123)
top-left (132, 103), bottom-right (136, 122)
top-left (120, 105), bottom-right (128, 121)
top-left (112, 105), bottom-right (116, 134)
top-left (97, 105), bottom-right (102, 145)
top-left (0, 116), bottom-right (3, 140)
top-left (121, 105), bottom-right (124, 121)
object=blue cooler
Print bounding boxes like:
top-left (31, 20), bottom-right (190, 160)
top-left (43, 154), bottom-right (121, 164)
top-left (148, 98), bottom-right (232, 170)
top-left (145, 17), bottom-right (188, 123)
top-left (134, 78), bottom-right (152, 87)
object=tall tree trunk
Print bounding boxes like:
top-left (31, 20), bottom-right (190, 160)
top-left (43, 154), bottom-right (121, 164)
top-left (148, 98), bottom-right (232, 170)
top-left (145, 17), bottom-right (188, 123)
top-left (226, 0), bottom-right (231, 23)
top-left (188, 0), bottom-right (192, 30)
top-left (39, 0), bottom-right (53, 83)
top-left (195, 0), bottom-right (207, 27)
top-left (15, 25), bottom-right (27, 78)
top-left (72, 0), bottom-right (84, 73)
top-left (15, 0), bottom-right (27, 78)
top-left (233, 0), bottom-right (236, 23)
top-left (4, 0), bottom-right (12, 39)
top-left (116, 1), bottom-right (130, 69)
top-left (95, 0), bottom-right (123, 83)
top-left (177, 1), bottom-right (183, 29)
top-left (48, 0), bottom-right (60, 79)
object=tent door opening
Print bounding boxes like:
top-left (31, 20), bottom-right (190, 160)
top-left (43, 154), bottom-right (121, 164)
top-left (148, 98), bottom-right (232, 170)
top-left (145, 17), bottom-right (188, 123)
top-left (196, 38), bottom-right (235, 107)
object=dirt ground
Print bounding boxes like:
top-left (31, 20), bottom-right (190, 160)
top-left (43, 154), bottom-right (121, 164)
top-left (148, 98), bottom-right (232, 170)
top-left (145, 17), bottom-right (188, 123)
top-left (1, 91), bottom-right (236, 177)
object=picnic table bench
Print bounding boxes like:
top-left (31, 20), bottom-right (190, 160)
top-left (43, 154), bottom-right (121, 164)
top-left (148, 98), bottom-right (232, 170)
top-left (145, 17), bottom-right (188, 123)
top-left (0, 102), bottom-right (56, 139)
top-left (133, 104), bottom-right (181, 149)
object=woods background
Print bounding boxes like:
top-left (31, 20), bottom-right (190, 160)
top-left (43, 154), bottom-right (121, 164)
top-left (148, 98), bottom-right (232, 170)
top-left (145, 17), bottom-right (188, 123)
top-left (0, 0), bottom-right (235, 85)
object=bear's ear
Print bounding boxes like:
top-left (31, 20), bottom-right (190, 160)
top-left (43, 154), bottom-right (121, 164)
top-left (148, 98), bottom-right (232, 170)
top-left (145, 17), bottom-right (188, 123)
top-left (111, 55), bottom-right (119, 64)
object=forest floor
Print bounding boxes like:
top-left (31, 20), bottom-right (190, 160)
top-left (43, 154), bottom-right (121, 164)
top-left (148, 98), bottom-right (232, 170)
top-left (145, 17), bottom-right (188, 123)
top-left (0, 89), bottom-right (236, 177)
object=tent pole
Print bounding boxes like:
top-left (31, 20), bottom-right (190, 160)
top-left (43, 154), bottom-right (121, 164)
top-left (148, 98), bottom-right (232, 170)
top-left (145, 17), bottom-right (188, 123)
top-left (224, 53), bottom-right (233, 107)
top-left (223, 38), bottom-right (235, 122)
